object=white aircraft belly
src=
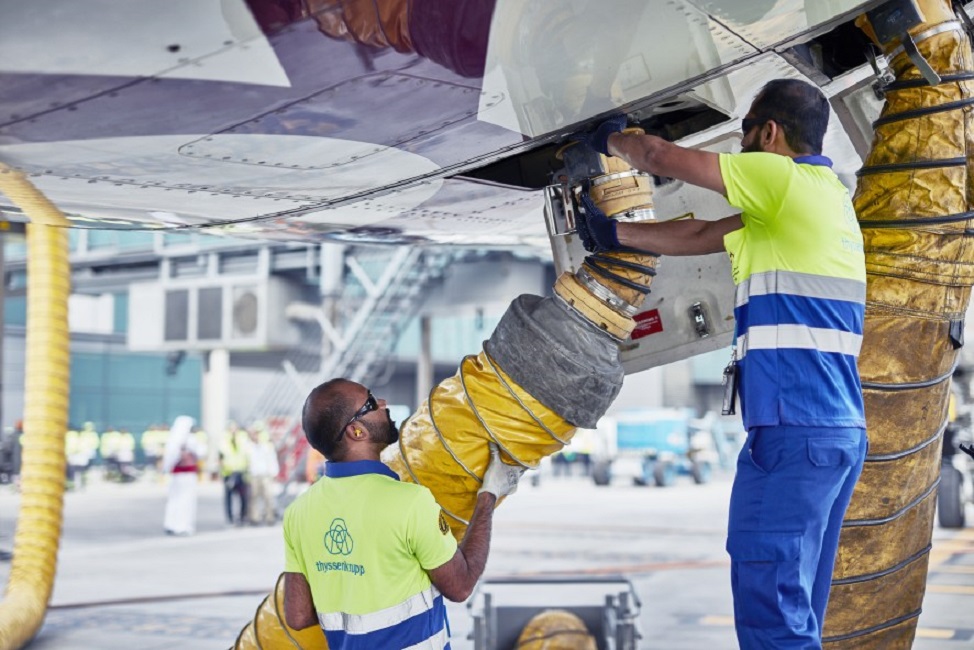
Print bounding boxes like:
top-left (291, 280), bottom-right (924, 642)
top-left (0, 0), bottom-right (290, 87)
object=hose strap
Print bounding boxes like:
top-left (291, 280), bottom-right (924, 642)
top-left (873, 96), bottom-right (974, 128)
top-left (881, 71), bottom-right (974, 90)
top-left (831, 545), bottom-right (931, 586)
top-left (583, 259), bottom-right (653, 294)
top-left (861, 365), bottom-right (955, 390)
top-left (865, 424), bottom-right (943, 462)
top-left (884, 20), bottom-right (963, 62)
top-left (842, 480), bottom-right (938, 527)
top-left (856, 157), bottom-right (968, 176)
top-left (822, 609), bottom-right (922, 644)
top-left (589, 253), bottom-right (658, 276)
top-left (859, 209), bottom-right (974, 228)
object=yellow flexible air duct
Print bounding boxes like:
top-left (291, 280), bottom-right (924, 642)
top-left (824, 2), bottom-right (974, 647)
top-left (235, 147), bottom-right (656, 646)
top-left (0, 165), bottom-right (71, 649)
top-left (515, 609), bottom-right (597, 650)
top-left (232, 573), bottom-right (329, 649)
top-left (385, 140), bottom-right (657, 539)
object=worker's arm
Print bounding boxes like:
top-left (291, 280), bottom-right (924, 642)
top-left (428, 444), bottom-right (525, 602)
top-left (606, 131), bottom-right (726, 196)
top-left (283, 571), bottom-right (318, 630)
top-left (427, 491), bottom-right (497, 602)
top-left (576, 184), bottom-right (742, 256)
top-left (616, 214), bottom-right (743, 256)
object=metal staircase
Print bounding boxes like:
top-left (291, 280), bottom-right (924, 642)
top-left (245, 245), bottom-right (457, 426)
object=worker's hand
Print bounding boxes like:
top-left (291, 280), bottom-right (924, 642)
top-left (576, 190), bottom-right (620, 253)
top-left (572, 115), bottom-right (628, 156)
top-left (478, 443), bottom-right (527, 498)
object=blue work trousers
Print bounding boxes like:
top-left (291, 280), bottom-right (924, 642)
top-left (727, 425), bottom-right (866, 649)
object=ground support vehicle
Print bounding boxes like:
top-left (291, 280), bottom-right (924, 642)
top-left (591, 409), bottom-right (718, 487)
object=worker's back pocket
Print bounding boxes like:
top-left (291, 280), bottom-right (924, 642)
top-left (726, 531), bottom-right (806, 630)
top-left (807, 438), bottom-right (858, 467)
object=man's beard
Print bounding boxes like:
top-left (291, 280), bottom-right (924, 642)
top-left (366, 413), bottom-right (399, 446)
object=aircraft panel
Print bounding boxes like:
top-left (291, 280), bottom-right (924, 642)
top-left (685, 0), bottom-right (883, 48)
top-left (0, 0), bottom-right (289, 86)
top-left (0, 0), bottom-right (875, 250)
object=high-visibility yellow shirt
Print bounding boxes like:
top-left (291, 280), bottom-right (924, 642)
top-left (719, 152), bottom-right (866, 429)
top-left (284, 461), bottom-right (456, 648)
top-left (221, 431), bottom-right (250, 474)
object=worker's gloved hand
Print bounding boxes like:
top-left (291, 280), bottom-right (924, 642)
top-left (572, 115), bottom-right (628, 156)
top-left (576, 191), bottom-right (619, 253)
top-left (479, 443), bottom-right (527, 498)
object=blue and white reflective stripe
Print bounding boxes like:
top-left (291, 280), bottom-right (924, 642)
top-left (319, 585), bottom-right (447, 649)
top-left (737, 325), bottom-right (863, 358)
top-left (735, 271), bottom-right (865, 307)
top-left (319, 585), bottom-right (441, 633)
top-left (403, 626), bottom-right (450, 650)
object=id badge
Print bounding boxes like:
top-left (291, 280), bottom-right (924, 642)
top-left (721, 350), bottom-right (739, 416)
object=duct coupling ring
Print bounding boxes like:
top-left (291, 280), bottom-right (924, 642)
top-left (590, 169), bottom-right (651, 188)
top-left (576, 266), bottom-right (639, 316)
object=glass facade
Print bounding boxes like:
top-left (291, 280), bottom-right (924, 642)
top-left (69, 350), bottom-right (202, 437)
top-left (113, 292), bottom-right (128, 333)
top-left (396, 314), bottom-right (502, 362)
top-left (4, 296), bottom-right (25, 326)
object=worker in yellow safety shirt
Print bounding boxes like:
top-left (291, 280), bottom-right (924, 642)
top-left (247, 427), bottom-right (280, 526)
top-left (573, 78), bottom-right (867, 649)
top-left (65, 427), bottom-right (88, 490)
top-left (100, 427), bottom-right (121, 479)
top-left (116, 429), bottom-right (136, 481)
top-left (282, 379), bottom-right (525, 648)
top-left (220, 423), bottom-right (250, 526)
top-left (140, 424), bottom-right (167, 475)
top-left (79, 422), bottom-right (100, 466)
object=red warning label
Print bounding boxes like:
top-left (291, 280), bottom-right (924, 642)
top-left (631, 309), bottom-right (664, 340)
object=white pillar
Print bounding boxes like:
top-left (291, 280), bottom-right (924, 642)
top-left (416, 315), bottom-right (433, 408)
top-left (319, 243), bottom-right (346, 362)
top-left (202, 348), bottom-right (230, 473)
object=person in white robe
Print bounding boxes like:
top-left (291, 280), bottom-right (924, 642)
top-left (163, 416), bottom-right (201, 536)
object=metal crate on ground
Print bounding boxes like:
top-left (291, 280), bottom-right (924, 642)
top-left (467, 575), bottom-right (641, 650)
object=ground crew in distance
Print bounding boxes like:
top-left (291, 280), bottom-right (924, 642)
top-left (220, 422), bottom-right (250, 526)
top-left (574, 78), bottom-right (867, 649)
top-left (283, 378), bottom-right (525, 649)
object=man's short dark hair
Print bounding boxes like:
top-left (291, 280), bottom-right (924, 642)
top-left (302, 379), bottom-right (355, 460)
top-left (752, 79), bottom-right (829, 155)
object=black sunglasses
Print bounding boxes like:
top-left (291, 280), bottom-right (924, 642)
top-left (337, 390), bottom-right (379, 442)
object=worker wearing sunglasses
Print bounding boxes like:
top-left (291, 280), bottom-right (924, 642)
top-left (281, 378), bottom-right (525, 649)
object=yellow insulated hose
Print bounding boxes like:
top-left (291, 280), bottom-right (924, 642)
top-left (824, 2), bottom-right (974, 647)
top-left (385, 144), bottom-right (657, 539)
top-left (0, 165), bottom-right (71, 649)
top-left (235, 148), bottom-right (657, 647)
top-left (232, 574), bottom-right (328, 649)
top-left (385, 351), bottom-right (576, 536)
